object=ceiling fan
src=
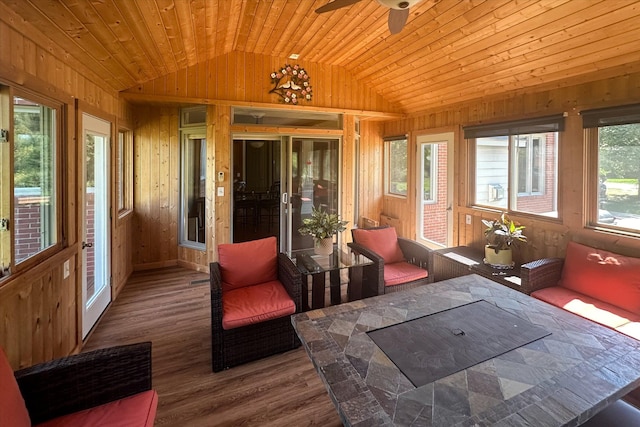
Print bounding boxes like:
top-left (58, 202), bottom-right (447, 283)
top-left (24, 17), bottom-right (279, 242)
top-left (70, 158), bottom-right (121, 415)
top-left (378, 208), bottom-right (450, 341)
top-left (315, 0), bottom-right (422, 34)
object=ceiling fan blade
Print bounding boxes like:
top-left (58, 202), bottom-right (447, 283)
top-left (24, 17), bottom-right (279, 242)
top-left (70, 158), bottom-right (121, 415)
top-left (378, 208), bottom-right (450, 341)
top-left (388, 7), bottom-right (410, 34)
top-left (315, 0), bottom-right (363, 14)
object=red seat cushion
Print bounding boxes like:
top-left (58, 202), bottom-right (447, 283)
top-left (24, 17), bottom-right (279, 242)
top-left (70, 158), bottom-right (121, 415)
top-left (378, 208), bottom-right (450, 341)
top-left (532, 286), bottom-right (640, 329)
top-left (0, 347), bottom-right (31, 427)
top-left (558, 241), bottom-right (640, 314)
top-left (222, 280), bottom-right (296, 330)
top-left (218, 236), bottom-right (278, 291)
top-left (352, 227), bottom-right (405, 264)
top-left (35, 390), bottom-right (158, 427)
top-left (384, 262), bottom-right (428, 287)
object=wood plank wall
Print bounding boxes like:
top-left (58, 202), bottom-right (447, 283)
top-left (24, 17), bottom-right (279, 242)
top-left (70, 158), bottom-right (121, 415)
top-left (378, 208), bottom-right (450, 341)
top-left (132, 106), bottom-right (180, 270)
top-left (124, 51), bottom-right (399, 114)
top-left (383, 72), bottom-right (640, 262)
top-left (0, 16), bottom-right (133, 368)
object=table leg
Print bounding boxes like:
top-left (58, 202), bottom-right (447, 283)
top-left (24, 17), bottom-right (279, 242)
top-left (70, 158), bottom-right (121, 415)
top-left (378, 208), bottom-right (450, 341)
top-left (330, 269), bottom-right (341, 305)
top-left (301, 274), bottom-right (309, 311)
top-left (348, 266), bottom-right (363, 301)
top-left (311, 273), bottom-right (325, 309)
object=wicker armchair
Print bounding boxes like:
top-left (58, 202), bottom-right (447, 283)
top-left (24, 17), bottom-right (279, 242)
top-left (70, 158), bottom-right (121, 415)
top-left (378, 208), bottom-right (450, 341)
top-left (12, 342), bottom-right (156, 425)
top-left (348, 226), bottom-right (433, 297)
top-left (210, 237), bottom-right (302, 372)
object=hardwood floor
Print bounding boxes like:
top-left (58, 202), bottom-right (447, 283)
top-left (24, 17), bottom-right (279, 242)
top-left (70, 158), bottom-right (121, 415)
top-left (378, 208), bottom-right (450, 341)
top-left (84, 266), bottom-right (342, 427)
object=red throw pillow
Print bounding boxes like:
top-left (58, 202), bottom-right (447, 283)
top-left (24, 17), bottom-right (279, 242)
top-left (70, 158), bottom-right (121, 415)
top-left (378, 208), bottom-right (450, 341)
top-left (218, 236), bottom-right (278, 291)
top-left (559, 241), bottom-right (640, 314)
top-left (352, 227), bottom-right (405, 264)
top-left (0, 347), bottom-right (31, 427)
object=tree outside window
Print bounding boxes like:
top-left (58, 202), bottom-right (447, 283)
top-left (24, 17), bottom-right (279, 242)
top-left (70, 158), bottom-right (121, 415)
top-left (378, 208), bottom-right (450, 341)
top-left (387, 137), bottom-right (407, 196)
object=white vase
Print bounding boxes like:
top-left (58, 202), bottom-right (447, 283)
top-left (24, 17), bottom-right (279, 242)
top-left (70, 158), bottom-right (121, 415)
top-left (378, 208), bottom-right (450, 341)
top-left (484, 246), bottom-right (512, 267)
top-left (314, 237), bottom-right (334, 255)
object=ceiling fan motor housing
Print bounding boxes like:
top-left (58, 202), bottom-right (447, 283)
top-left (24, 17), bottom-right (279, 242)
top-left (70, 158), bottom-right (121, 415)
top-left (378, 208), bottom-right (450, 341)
top-left (376, 0), bottom-right (420, 10)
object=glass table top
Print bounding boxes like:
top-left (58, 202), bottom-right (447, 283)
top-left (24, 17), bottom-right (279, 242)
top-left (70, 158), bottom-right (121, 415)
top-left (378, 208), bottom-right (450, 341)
top-left (288, 244), bottom-right (373, 275)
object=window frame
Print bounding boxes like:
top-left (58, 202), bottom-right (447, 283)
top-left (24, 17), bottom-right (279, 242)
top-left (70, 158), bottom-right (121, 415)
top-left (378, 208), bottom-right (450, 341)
top-left (1, 86), bottom-right (64, 280)
top-left (116, 128), bottom-right (133, 219)
top-left (464, 115), bottom-right (563, 218)
top-left (583, 103), bottom-right (640, 234)
top-left (384, 135), bottom-right (408, 198)
top-left (514, 135), bottom-right (545, 196)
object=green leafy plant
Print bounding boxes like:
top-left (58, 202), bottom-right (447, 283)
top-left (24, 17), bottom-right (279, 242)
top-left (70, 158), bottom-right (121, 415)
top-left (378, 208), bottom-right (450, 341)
top-left (298, 207), bottom-right (348, 239)
top-left (482, 212), bottom-right (527, 253)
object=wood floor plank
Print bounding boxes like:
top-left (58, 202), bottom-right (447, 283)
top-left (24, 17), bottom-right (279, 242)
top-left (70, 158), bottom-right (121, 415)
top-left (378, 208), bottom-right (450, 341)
top-left (84, 266), bottom-right (342, 426)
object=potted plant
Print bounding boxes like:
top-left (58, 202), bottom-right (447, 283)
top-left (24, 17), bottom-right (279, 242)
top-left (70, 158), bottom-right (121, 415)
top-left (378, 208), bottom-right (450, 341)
top-left (298, 207), bottom-right (348, 255)
top-left (481, 212), bottom-right (527, 267)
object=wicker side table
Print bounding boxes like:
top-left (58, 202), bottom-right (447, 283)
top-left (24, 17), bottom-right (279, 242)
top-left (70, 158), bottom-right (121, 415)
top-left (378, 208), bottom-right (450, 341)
top-left (432, 246), bottom-right (525, 293)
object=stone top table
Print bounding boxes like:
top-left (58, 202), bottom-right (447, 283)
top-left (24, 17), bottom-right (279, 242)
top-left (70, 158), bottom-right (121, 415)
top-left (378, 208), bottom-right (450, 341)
top-left (291, 274), bottom-right (640, 426)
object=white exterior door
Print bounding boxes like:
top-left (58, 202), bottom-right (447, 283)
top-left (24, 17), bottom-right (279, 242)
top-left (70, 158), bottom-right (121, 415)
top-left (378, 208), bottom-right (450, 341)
top-left (416, 132), bottom-right (454, 248)
top-left (81, 113), bottom-right (111, 338)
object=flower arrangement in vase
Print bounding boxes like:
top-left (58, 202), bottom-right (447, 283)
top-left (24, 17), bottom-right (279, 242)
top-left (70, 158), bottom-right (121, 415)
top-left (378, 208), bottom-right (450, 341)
top-left (298, 207), bottom-right (348, 255)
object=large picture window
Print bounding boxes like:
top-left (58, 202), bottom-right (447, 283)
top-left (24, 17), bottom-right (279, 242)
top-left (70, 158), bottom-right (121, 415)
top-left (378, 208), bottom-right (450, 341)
top-left (1, 87), bottom-right (62, 279)
top-left (385, 136), bottom-right (408, 197)
top-left (583, 104), bottom-right (640, 232)
top-left (464, 115), bottom-right (562, 217)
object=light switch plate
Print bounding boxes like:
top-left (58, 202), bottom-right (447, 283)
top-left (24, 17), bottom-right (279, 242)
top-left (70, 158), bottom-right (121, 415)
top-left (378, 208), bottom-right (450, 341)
top-left (63, 260), bottom-right (70, 278)
top-left (466, 214), bottom-right (472, 225)
top-left (217, 187), bottom-right (224, 196)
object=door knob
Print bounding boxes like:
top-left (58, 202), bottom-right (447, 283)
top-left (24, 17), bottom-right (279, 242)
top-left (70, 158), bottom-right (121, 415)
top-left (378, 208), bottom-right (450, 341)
top-left (82, 241), bottom-right (93, 249)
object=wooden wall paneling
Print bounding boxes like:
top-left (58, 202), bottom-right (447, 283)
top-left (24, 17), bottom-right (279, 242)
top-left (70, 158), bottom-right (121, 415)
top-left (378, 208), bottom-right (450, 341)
top-left (186, 64), bottom-right (197, 98)
top-left (157, 110), bottom-right (169, 263)
top-left (214, 104), bottom-right (231, 251)
top-left (560, 112), bottom-right (584, 231)
top-left (357, 121), bottom-right (384, 228)
top-left (217, 55), bottom-right (229, 101)
top-left (342, 115), bottom-right (355, 238)
top-left (206, 104), bottom-right (217, 262)
top-left (393, 71), bottom-right (640, 261)
top-left (132, 106), bottom-right (182, 270)
top-left (0, 247), bottom-right (78, 370)
top-left (234, 51), bottom-right (245, 101)
top-left (133, 108), bottom-right (151, 266)
top-left (175, 66), bottom-right (187, 98)
top-left (168, 111), bottom-right (180, 263)
top-left (123, 51), bottom-right (397, 115)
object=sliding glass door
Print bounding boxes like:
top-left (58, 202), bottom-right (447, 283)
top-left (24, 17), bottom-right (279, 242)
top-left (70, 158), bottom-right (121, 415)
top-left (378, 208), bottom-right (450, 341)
top-left (231, 134), bottom-right (340, 253)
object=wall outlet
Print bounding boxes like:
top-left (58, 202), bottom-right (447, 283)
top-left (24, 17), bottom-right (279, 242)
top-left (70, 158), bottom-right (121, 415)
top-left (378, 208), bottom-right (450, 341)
top-left (466, 214), bottom-right (472, 225)
top-left (63, 260), bottom-right (70, 279)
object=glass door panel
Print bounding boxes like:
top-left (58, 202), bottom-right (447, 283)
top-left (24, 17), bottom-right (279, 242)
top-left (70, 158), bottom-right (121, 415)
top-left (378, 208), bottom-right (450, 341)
top-left (289, 137), bottom-right (339, 252)
top-left (82, 114), bottom-right (111, 338)
top-left (416, 132), bottom-right (453, 248)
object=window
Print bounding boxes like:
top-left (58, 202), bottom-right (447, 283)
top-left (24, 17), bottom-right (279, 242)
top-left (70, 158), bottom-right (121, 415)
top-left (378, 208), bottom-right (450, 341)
top-left (464, 115), bottom-right (562, 217)
top-left (583, 104), bottom-right (640, 232)
top-left (516, 136), bottom-right (544, 195)
top-left (180, 131), bottom-right (206, 247)
top-left (116, 129), bottom-right (133, 215)
top-left (1, 87), bottom-right (62, 279)
top-left (385, 136), bottom-right (408, 197)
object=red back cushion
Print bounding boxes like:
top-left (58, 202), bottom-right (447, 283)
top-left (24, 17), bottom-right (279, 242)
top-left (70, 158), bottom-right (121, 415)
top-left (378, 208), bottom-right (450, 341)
top-left (218, 236), bottom-right (278, 291)
top-left (352, 227), bottom-right (405, 264)
top-left (0, 347), bottom-right (31, 427)
top-left (559, 241), bottom-right (640, 314)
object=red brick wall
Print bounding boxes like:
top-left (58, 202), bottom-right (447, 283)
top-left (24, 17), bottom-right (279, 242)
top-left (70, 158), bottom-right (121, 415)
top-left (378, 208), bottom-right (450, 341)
top-left (15, 193), bottom-right (94, 278)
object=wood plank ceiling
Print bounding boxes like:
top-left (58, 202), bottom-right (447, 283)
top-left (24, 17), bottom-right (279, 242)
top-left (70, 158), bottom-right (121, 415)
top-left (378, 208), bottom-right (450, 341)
top-left (4, 0), bottom-right (640, 113)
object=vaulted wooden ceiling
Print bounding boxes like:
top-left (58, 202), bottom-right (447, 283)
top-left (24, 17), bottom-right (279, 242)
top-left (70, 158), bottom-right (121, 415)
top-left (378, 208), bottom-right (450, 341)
top-left (4, 0), bottom-right (640, 113)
